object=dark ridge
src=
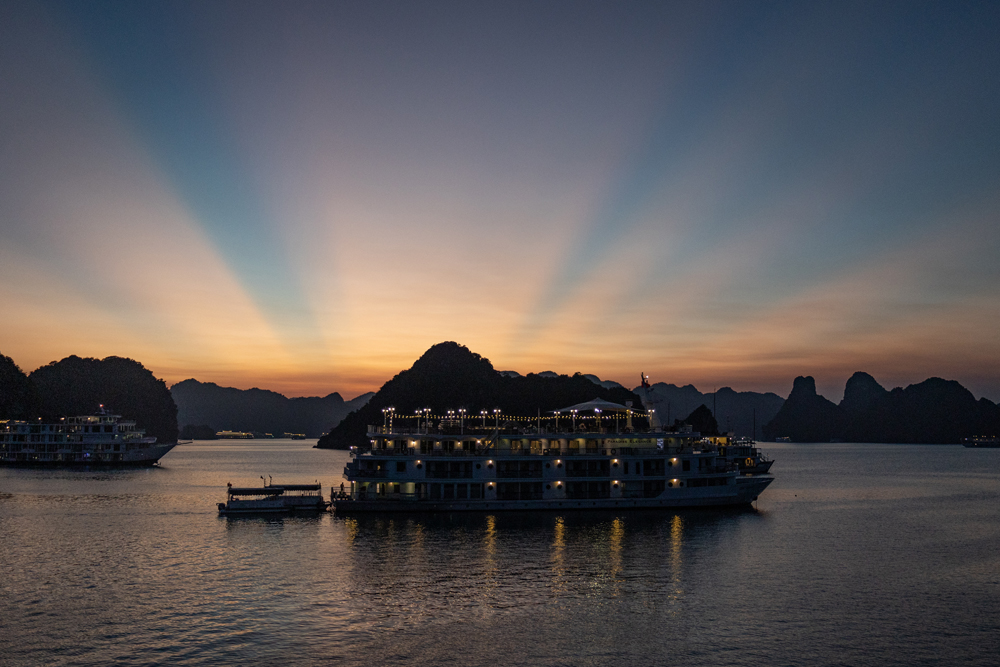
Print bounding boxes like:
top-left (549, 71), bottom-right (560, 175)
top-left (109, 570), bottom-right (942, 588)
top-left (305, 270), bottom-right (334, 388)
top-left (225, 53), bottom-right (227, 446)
top-left (762, 376), bottom-right (844, 442)
top-left (29, 355), bottom-right (178, 444)
top-left (0, 352), bottom-right (41, 420)
top-left (840, 371), bottom-right (888, 414)
top-left (676, 404), bottom-right (720, 436)
top-left (317, 342), bottom-right (644, 449)
top-left (170, 379), bottom-right (372, 438)
top-left (638, 382), bottom-right (784, 439)
top-left (764, 374), bottom-right (1000, 443)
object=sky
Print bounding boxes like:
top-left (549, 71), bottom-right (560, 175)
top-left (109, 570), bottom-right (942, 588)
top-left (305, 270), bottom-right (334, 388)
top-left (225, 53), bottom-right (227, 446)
top-left (2, 0), bottom-right (999, 402)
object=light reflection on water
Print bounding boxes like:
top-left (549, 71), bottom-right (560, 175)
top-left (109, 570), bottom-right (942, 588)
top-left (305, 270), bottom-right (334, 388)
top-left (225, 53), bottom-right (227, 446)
top-left (1, 441), bottom-right (999, 666)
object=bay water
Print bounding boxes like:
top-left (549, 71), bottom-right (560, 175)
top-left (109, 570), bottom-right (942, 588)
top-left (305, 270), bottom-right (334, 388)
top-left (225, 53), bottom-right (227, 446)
top-left (2, 441), bottom-right (998, 666)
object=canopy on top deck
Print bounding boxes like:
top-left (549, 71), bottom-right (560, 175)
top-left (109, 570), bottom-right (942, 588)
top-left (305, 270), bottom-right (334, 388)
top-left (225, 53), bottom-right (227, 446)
top-left (227, 484), bottom-right (321, 495)
top-left (228, 487), bottom-right (284, 496)
top-left (552, 398), bottom-right (633, 414)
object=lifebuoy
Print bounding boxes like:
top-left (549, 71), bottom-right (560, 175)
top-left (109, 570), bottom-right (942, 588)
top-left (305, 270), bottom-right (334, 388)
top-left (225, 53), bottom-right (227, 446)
top-left (745, 457), bottom-right (754, 467)
top-left (611, 448), bottom-right (617, 455)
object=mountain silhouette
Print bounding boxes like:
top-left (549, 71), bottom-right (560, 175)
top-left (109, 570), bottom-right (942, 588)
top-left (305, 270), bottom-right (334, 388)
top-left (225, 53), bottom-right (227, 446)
top-left (638, 382), bottom-right (784, 438)
top-left (29, 355), bottom-right (178, 443)
top-left (171, 379), bottom-right (372, 438)
top-left (0, 352), bottom-right (41, 420)
top-left (317, 342), bottom-right (644, 449)
top-left (764, 373), bottom-right (1000, 443)
top-left (677, 404), bottom-right (720, 436)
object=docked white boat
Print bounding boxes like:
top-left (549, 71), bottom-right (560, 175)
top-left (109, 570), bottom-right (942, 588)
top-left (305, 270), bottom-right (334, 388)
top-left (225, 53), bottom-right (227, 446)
top-left (218, 481), bottom-right (330, 515)
top-left (0, 408), bottom-right (175, 466)
top-left (333, 399), bottom-right (773, 513)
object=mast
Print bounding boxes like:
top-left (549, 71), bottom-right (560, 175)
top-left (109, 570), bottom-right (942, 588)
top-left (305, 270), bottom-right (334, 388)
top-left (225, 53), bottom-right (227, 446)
top-left (639, 372), bottom-right (662, 429)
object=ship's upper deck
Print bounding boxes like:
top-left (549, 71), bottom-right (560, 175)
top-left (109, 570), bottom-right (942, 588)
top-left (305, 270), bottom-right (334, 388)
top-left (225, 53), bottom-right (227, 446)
top-left (362, 423), bottom-right (733, 458)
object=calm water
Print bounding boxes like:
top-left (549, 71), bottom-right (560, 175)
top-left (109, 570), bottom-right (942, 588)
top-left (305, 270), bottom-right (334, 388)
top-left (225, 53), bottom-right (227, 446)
top-left (2, 441), bottom-right (999, 666)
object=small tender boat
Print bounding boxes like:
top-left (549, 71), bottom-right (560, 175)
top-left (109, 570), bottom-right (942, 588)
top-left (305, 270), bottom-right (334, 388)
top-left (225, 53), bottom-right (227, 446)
top-left (218, 480), bottom-right (330, 515)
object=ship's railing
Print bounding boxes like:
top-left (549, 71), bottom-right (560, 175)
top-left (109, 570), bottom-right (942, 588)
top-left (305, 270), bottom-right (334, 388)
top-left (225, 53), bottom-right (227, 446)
top-left (345, 467), bottom-right (387, 478)
top-left (354, 446), bottom-right (711, 458)
top-left (345, 492), bottom-right (424, 502)
top-left (367, 425), bottom-right (666, 437)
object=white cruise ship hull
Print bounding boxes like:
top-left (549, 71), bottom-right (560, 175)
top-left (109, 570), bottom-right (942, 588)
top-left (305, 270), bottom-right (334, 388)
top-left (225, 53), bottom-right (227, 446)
top-left (336, 422), bottom-right (776, 514)
top-left (334, 475), bottom-right (771, 513)
top-left (0, 443), bottom-right (176, 467)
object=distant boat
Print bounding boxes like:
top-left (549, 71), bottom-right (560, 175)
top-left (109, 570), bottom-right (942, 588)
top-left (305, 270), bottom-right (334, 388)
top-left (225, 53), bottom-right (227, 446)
top-left (285, 433), bottom-right (306, 440)
top-left (963, 436), bottom-right (1000, 448)
top-left (216, 431), bottom-right (253, 439)
top-left (1, 408), bottom-right (175, 466)
top-left (775, 436), bottom-right (792, 443)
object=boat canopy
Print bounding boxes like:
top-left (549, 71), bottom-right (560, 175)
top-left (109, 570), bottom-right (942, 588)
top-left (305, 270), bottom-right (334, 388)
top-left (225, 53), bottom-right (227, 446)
top-left (228, 487), bottom-right (285, 496)
top-left (277, 484), bottom-right (322, 491)
top-left (552, 398), bottom-right (632, 413)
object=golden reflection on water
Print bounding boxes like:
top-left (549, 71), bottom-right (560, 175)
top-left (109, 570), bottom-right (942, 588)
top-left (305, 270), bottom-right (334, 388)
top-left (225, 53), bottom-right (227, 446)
top-left (344, 517), bottom-right (358, 545)
top-left (550, 516), bottom-right (566, 595)
top-left (669, 514), bottom-right (684, 604)
top-left (608, 517), bottom-right (624, 597)
top-left (480, 514), bottom-right (498, 609)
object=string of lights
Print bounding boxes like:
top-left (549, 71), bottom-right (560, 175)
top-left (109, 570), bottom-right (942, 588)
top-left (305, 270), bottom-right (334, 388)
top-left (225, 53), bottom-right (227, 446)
top-left (379, 409), bottom-right (652, 422)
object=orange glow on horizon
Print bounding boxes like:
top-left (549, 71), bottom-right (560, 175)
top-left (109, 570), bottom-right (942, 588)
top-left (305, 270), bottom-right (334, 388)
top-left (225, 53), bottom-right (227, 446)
top-left (3, 3), bottom-right (999, 404)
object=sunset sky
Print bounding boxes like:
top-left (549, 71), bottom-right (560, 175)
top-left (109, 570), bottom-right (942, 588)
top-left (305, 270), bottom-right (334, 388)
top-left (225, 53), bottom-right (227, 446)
top-left (2, 1), bottom-right (999, 401)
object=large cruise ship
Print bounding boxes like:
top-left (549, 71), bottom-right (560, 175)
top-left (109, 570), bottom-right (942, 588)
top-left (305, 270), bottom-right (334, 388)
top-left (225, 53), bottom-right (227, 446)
top-left (0, 408), bottom-right (176, 466)
top-left (333, 399), bottom-right (773, 513)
